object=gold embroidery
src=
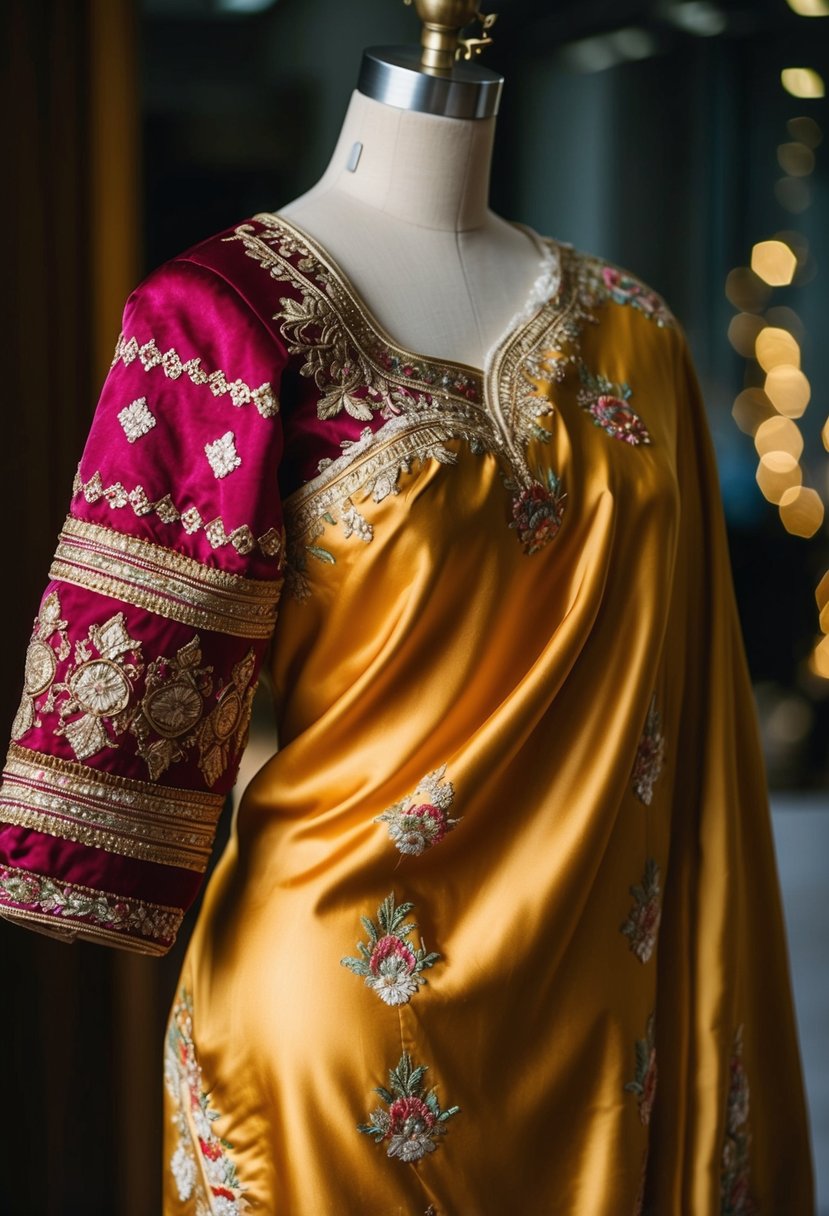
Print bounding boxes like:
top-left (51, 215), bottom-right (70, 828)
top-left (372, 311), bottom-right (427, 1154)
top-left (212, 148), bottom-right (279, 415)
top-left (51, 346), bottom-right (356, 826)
top-left (50, 517), bottom-right (282, 640)
top-left (72, 467), bottom-right (284, 560)
top-left (112, 333), bottom-right (279, 418)
top-left (11, 592), bottom-right (71, 741)
top-left (130, 636), bottom-right (215, 780)
top-left (0, 744), bottom-right (222, 871)
top-left (197, 649), bottom-right (257, 787)
top-left (0, 862), bottom-right (182, 955)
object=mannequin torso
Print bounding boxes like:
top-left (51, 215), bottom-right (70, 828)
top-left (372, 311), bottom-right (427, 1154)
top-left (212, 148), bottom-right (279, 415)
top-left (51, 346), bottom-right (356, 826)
top-left (280, 90), bottom-right (543, 369)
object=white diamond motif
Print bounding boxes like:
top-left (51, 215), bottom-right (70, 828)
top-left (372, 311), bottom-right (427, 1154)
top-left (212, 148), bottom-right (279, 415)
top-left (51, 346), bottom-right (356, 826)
top-left (117, 397), bottom-right (156, 443)
top-left (204, 431), bottom-right (241, 479)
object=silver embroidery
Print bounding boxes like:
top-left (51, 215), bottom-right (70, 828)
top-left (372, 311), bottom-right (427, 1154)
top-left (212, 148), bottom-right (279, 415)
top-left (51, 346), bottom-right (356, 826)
top-left (118, 397), bottom-right (157, 443)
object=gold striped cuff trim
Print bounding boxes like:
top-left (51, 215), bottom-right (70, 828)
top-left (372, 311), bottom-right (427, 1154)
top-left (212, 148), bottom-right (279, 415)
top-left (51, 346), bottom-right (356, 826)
top-left (0, 864), bottom-right (181, 953)
top-left (1, 745), bottom-right (223, 872)
top-left (50, 517), bottom-right (282, 639)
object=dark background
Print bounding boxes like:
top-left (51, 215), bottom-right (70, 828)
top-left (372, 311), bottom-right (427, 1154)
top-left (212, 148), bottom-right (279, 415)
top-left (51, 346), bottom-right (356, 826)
top-left (1, 1), bottom-right (827, 1211)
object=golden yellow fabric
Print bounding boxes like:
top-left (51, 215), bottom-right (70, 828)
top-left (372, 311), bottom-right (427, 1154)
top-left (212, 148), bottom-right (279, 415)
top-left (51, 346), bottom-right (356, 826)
top-left (163, 224), bottom-right (813, 1215)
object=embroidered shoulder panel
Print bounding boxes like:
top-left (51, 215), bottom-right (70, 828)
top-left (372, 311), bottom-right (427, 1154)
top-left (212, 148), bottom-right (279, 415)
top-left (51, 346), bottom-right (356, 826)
top-left (51, 517), bottom-right (282, 640)
top-left (0, 744), bottom-right (223, 872)
top-left (113, 333), bottom-right (279, 419)
top-left (0, 862), bottom-right (182, 955)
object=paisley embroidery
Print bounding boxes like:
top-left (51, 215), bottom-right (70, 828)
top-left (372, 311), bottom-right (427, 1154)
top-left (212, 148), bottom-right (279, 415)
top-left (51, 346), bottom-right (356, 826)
top-left (375, 765), bottom-right (459, 856)
top-left (720, 1026), bottom-right (757, 1216)
top-left (620, 859), bottom-right (662, 964)
top-left (165, 987), bottom-right (248, 1213)
top-left (624, 1013), bottom-right (657, 1126)
top-left (358, 1051), bottom-right (460, 1162)
top-left (577, 365), bottom-right (651, 446)
top-left (340, 892), bottom-right (441, 1006)
top-left (507, 468), bottom-right (566, 555)
top-left (631, 694), bottom-right (666, 806)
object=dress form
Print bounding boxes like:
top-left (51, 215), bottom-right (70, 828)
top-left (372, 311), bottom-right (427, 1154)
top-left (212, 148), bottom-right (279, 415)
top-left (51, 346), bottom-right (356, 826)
top-left (280, 82), bottom-right (542, 369)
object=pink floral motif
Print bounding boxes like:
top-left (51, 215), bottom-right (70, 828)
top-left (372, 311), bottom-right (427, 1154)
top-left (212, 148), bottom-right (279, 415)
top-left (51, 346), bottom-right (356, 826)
top-left (509, 468), bottom-right (566, 555)
top-left (341, 892), bottom-right (441, 1006)
top-left (358, 1051), bottom-right (460, 1162)
top-left (625, 1013), bottom-right (657, 1126)
top-left (620, 859), bottom-right (662, 964)
top-left (577, 364), bottom-right (651, 446)
top-left (164, 988), bottom-right (248, 1213)
top-left (600, 266), bottom-right (674, 326)
top-left (720, 1026), bottom-right (757, 1215)
top-left (631, 694), bottom-right (666, 806)
top-left (376, 765), bottom-right (459, 856)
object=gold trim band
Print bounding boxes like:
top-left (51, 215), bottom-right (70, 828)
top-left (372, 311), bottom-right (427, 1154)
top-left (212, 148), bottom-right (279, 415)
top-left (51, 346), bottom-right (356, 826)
top-left (1, 744), bottom-right (223, 871)
top-left (50, 517), bottom-right (282, 639)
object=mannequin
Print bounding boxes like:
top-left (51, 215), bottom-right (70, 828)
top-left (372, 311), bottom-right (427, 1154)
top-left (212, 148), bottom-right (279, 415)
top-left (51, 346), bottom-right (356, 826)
top-left (280, 6), bottom-right (542, 369)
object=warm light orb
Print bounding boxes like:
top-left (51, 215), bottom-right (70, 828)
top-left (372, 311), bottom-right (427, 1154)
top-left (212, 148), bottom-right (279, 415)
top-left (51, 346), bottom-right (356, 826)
top-left (817, 569), bottom-right (829, 613)
top-left (822, 415), bottom-right (829, 451)
top-left (754, 416), bottom-right (804, 460)
top-left (751, 240), bottom-right (797, 286)
top-left (788, 115), bottom-right (823, 147)
top-left (781, 67), bottom-right (825, 98)
top-left (778, 486), bottom-right (825, 536)
top-left (786, 0), bottom-right (829, 15)
top-left (755, 326), bottom-right (800, 370)
top-left (809, 635), bottom-right (829, 680)
top-left (732, 388), bottom-right (777, 436)
top-left (728, 313), bottom-right (766, 357)
top-left (724, 267), bottom-right (772, 312)
top-left (765, 305), bottom-right (804, 340)
top-left (775, 176), bottom-right (813, 212)
top-left (777, 141), bottom-right (816, 175)
top-left (764, 365), bottom-right (811, 416)
top-left (755, 451), bottom-right (802, 502)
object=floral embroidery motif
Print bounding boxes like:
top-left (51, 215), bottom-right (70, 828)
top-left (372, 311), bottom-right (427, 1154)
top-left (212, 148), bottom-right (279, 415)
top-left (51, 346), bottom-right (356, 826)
top-left (11, 592), bottom-right (71, 741)
top-left (577, 365), bottom-right (651, 446)
top-left (624, 1013), bottom-right (657, 1126)
top-left (51, 612), bottom-right (144, 763)
top-left (117, 396), bottom-right (157, 443)
top-left (508, 468), bottom-right (566, 555)
top-left (583, 263), bottom-right (676, 329)
top-left (340, 892), bottom-right (441, 1006)
top-left (0, 864), bottom-right (182, 952)
top-left (113, 332), bottom-right (279, 418)
top-left (130, 636), bottom-right (214, 780)
top-left (72, 467), bottom-right (284, 560)
top-left (720, 1026), bottom-right (757, 1216)
top-left (620, 859), bottom-right (662, 964)
top-left (197, 649), bottom-right (257, 787)
top-left (205, 430), bottom-right (242, 480)
top-left (631, 694), bottom-right (666, 806)
top-left (165, 988), bottom-right (248, 1213)
top-left (375, 765), bottom-right (459, 856)
top-left (358, 1051), bottom-right (460, 1162)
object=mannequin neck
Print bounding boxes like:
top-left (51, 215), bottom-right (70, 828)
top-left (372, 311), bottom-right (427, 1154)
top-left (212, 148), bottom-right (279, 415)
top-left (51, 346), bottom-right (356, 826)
top-left (310, 90), bottom-right (495, 232)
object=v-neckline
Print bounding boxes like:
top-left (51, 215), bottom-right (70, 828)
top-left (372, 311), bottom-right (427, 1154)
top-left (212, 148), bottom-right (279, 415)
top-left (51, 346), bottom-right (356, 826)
top-left (258, 210), bottom-right (566, 393)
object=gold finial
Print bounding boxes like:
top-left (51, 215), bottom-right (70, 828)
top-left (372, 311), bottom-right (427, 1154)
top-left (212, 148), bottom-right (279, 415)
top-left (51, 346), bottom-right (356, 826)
top-left (403, 0), bottom-right (497, 74)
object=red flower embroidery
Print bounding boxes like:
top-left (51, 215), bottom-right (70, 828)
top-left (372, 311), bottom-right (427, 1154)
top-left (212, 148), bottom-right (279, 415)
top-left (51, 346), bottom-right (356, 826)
top-left (359, 1052), bottom-right (460, 1163)
top-left (341, 892), bottom-right (441, 1006)
top-left (376, 765), bottom-right (459, 856)
top-left (509, 469), bottom-right (566, 555)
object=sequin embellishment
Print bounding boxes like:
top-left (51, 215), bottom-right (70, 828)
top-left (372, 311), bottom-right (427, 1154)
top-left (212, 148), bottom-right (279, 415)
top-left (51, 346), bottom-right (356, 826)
top-left (375, 765), bottom-right (459, 856)
top-left (118, 396), bottom-right (157, 443)
top-left (205, 430), bottom-right (242, 480)
top-left (340, 892), bottom-right (441, 1006)
top-left (358, 1051), bottom-right (460, 1162)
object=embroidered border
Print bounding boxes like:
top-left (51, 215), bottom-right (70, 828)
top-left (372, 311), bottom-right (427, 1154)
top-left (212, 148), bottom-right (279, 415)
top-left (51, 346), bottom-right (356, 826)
top-left (0, 744), bottom-right (223, 871)
top-left (51, 517), bottom-right (281, 640)
top-left (0, 863), bottom-right (182, 954)
top-left (72, 467), bottom-right (283, 559)
top-left (112, 333), bottom-right (279, 419)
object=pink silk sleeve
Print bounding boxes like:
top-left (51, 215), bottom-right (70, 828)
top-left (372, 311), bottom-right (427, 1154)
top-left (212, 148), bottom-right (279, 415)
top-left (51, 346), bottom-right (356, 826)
top-left (0, 257), bottom-right (287, 955)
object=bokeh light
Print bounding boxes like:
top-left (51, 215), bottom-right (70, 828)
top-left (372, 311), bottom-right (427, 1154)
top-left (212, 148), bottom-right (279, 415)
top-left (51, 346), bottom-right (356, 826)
top-left (764, 365), bottom-right (811, 416)
top-left (781, 67), bottom-right (826, 98)
top-left (728, 313), bottom-right (766, 357)
top-left (751, 239), bottom-right (797, 285)
top-left (764, 305), bottom-right (804, 340)
top-left (777, 141), bottom-right (816, 175)
top-left (774, 177), bottom-right (813, 211)
top-left (778, 486), bottom-right (825, 536)
top-left (756, 451), bottom-right (803, 502)
top-left (732, 388), bottom-right (777, 436)
top-left (785, 0), bottom-right (829, 15)
top-left (787, 115), bottom-right (823, 147)
top-left (724, 266), bottom-right (772, 312)
top-left (754, 415), bottom-right (804, 460)
top-left (809, 635), bottom-right (829, 680)
top-left (755, 326), bottom-right (800, 370)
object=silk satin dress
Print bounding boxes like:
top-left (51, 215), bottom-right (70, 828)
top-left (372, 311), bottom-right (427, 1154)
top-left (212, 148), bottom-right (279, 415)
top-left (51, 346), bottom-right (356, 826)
top-left (0, 212), bottom-right (813, 1214)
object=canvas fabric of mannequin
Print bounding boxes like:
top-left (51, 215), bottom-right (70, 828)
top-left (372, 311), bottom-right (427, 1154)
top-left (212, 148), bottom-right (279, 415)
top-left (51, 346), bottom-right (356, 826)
top-left (281, 90), bottom-right (541, 368)
top-left (0, 54), bottom-right (814, 1216)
